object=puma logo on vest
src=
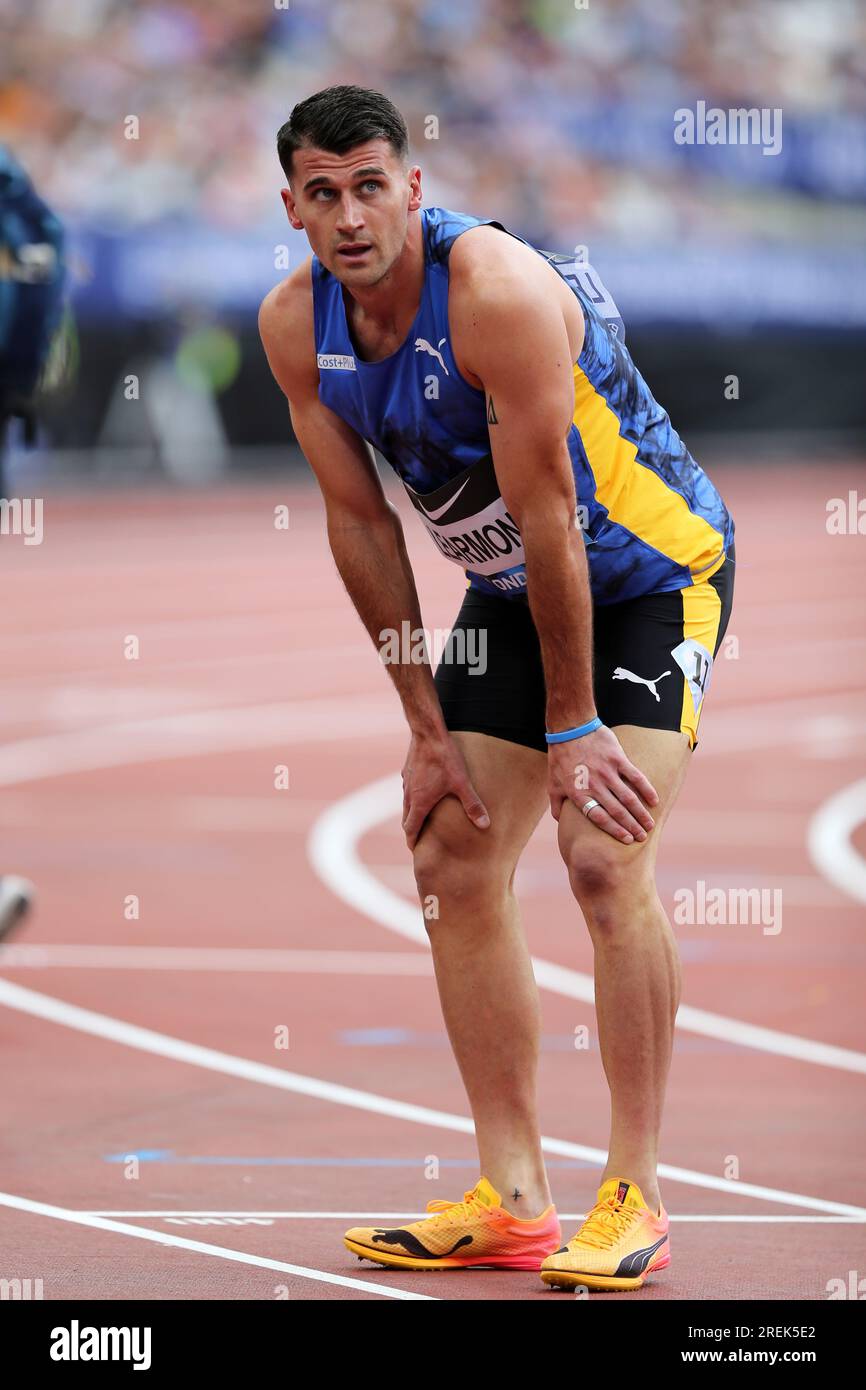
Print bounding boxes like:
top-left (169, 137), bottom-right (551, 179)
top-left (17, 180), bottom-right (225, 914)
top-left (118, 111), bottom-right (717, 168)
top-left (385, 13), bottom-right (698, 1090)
top-left (612, 666), bottom-right (672, 702)
top-left (414, 337), bottom-right (450, 376)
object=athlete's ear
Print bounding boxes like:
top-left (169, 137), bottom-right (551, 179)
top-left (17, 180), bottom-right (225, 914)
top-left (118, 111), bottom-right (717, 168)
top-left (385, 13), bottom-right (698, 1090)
top-left (407, 165), bottom-right (422, 213)
top-left (281, 187), bottom-right (304, 230)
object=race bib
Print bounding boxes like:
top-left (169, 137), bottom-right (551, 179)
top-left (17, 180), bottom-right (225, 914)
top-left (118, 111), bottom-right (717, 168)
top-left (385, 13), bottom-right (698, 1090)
top-left (671, 637), bottom-right (714, 713)
top-left (403, 454), bottom-right (526, 581)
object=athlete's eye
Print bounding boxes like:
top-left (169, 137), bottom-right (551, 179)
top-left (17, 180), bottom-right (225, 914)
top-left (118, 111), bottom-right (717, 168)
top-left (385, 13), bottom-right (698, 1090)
top-left (361, 180), bottom-right (381, 193)
top-left (312, 187), bottom-right (336, 200)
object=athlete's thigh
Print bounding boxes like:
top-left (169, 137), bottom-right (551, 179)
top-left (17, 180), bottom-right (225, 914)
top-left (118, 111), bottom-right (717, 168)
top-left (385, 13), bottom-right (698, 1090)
top-left (591, 553), bottom-right (735, 753)
top-left (422, 586), bottom-right (550, 865)
top-left (557, 724), bottom-right (690, 875)
top-left (558, 557), bottom-right (735, 869)
top-left (416, 730), bottom-right (548, 869)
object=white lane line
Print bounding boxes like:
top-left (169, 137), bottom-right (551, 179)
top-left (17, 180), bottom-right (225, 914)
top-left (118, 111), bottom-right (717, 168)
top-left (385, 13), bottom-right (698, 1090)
top-left (0, 1190), bottom-right (435, 1300)
top-left (308, 774), bottom-right (866, 1076)
top-left (0, 978), bottom-right (862, 1218)
top-left (808, 777), bottom-right (866, 906)
top-left (0, 687), bottom-right (859, 788)
top-left (85, 1211), bottom-right (866, 1224)
top-left (0, 945), bottom-right (432, 975)
top-left (0, 693), bottom-right (399, 788)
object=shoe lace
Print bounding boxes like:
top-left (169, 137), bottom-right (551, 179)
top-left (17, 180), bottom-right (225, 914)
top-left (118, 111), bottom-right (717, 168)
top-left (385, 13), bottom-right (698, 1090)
top-left (576, 1196), bottom-right (638, 1249)
top-left (424, 1189), bottom-right (488, 1223)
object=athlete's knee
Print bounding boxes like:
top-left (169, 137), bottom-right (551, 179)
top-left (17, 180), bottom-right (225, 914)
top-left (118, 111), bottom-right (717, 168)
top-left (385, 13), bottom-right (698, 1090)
top-left (564, 842), bottom-right (624, 902)
top-left (412, 802), bottom-right (512, 915)
top-left (560, 832), bottom-right (655, 926)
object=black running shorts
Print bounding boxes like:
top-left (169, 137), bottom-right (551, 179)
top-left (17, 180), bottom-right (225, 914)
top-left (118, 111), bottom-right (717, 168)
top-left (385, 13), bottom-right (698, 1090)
top-left (433, 546), bottom-right (735, 753)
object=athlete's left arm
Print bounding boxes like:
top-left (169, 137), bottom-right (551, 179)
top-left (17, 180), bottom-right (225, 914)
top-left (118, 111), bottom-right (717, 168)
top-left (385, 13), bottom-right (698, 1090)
top-left (450, 235), bottom-right (658, 841)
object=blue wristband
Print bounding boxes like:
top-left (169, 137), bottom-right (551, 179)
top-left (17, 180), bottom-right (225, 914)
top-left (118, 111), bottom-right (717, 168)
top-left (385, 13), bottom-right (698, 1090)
top-left (545, 717), bottom-right (603, 745)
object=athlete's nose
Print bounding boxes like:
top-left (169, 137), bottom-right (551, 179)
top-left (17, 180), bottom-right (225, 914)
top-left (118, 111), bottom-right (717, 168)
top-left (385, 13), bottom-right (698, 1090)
top-left (335, 195), bottom-right (365, 235)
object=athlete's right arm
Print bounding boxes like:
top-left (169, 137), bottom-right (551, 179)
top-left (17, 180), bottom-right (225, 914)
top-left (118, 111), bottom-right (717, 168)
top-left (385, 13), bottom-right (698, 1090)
top-left (257, 264), bottom-right (490, 846)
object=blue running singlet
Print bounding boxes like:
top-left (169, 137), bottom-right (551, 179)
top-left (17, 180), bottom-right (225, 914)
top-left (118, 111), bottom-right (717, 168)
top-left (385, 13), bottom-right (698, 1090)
top-left (311, 206), bottom-right (734, 606)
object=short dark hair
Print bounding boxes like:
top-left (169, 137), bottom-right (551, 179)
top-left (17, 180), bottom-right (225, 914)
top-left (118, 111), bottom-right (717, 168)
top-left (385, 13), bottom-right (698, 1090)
top-left (277, 85), bottom-right (409, 182)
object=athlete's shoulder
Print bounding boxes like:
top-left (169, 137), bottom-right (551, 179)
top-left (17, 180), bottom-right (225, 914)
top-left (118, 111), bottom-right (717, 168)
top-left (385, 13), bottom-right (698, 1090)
top-left (448, 219), bottom-right (544, 286)
top-left (423, 205), bottom-right (486, 260)
top-left (258, 254), bottom-right (314, 341)
top-left (258, 255), bottom-right (316, 399)
top-left (447, 216), bottom-right (572, 334)
top-left (443, 213), bottom-right (585, 374)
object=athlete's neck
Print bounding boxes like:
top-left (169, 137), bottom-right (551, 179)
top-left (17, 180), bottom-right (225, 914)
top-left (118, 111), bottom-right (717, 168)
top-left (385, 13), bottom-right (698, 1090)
top-left (342, 212), bottom-right (425, 351)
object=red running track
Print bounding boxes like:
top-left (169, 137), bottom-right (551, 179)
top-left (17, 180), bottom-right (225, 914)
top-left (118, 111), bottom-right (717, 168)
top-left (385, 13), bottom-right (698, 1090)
top-left (1, 461), bottom-right (865, 1300)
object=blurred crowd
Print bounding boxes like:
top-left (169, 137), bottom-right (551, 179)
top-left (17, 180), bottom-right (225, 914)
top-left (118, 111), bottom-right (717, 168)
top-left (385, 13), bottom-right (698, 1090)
top-left (1, 0), bottom-right (864, 248)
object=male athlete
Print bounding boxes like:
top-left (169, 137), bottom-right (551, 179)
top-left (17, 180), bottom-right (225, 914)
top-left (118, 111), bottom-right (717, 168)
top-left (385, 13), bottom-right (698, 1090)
top-left (259, 86), bottom-right (735, 1291)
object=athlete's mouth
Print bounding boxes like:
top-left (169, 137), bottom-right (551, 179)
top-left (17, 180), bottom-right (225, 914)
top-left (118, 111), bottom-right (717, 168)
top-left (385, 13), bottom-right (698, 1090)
top-left (336, 243), bottom-right (372, 260)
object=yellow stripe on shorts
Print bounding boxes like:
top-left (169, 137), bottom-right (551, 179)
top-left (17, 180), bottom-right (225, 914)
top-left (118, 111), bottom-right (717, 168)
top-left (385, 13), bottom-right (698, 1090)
top-left (679, 578), bottom-right (724, 748)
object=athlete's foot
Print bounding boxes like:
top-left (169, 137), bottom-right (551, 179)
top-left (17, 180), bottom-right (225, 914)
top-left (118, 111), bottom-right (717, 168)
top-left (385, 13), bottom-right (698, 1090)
top-left (540, 1177), bottom-right (670, 1292)
top-left (344, 1176), bottom-right (562, 1272)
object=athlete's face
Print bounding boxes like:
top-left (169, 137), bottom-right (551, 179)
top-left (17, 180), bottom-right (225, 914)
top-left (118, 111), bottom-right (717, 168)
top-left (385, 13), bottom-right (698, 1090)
top-left (282, 139), bottom-right (421, 286)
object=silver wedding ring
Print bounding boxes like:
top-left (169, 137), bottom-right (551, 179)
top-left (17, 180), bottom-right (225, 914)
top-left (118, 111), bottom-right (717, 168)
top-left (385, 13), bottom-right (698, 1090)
top-left (581, 798), bottom-right (601, 818)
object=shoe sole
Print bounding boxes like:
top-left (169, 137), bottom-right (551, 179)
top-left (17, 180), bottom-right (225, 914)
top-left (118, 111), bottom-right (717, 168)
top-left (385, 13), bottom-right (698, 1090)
top-left (344, 1237), bottom-right (549, 1272)
top-left (540, 1254), bottom-right (670, 1292)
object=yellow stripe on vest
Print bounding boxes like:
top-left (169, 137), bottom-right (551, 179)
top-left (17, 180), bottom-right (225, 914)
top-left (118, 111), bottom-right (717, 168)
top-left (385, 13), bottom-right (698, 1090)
top-left (572, 366), bottom-right (725, 578)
